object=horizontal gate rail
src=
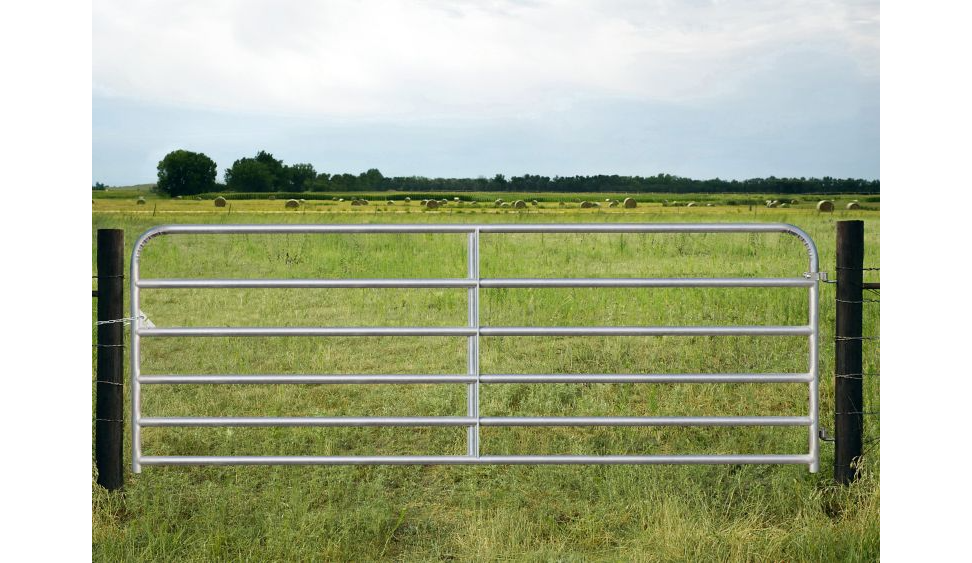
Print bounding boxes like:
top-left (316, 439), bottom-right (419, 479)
top-left (131, 223), bottom-right (820, 473)
top-left (140, 416), bottom-right (811, 427)
top-left (481, 277), bottom-right (815, 288)
top-left (137, 373), bottom-right (812, 384)
top-left (138, 374), bottom-right (478, 384)
top-left (137, 325), bottom-right (811, 337)
top-left (138, 454), bottom-right (814, 466)
top-left (138, 327), bottom-right (477, 337)
top-left (137, 278), bottom-right (478, 288)
top-left (136, 277), bottom-right (814, 289)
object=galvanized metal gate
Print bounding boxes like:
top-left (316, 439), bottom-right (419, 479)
top-left (131, 223), bottom-right (820, 472)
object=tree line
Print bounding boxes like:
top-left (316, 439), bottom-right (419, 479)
top-left (153, 149), bottom-right (880, 197)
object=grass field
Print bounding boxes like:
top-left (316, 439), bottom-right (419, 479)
top-left (92, 197), bottom-right (879, 561)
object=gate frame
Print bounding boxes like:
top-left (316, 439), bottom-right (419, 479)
top-left (130, 223), bottom-right (820, 473)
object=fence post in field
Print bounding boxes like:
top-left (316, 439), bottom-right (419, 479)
top-left (834, 220), bottom-right (864, 484)
top-left (96, 229), bottom-right (125, 490)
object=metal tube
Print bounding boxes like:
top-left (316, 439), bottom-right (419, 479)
top-left (138, 327), bottom-right (476, 337)
top-left (480, 416), bottom-right (811, 426)
top-left (481, 277), bottom-right (815, 288)
top-left (479, 326), bottom-right (812, 337)
top-left (809, 269), bottom-right (821, 472)
top-left (480, 373), bottom-right (812, 384)
top-left (138, 374), bottom-right (476, 384)
top-left (134, 223), bottom-right (818, 272)
top-left (130, 230), bottom-right (145, 474)
top-left (138, 278), bottom-right (476, 289)
top-left (139, 454), bottom-right (813, 466)
top-left (466, 230), bottom-right (480, 456)
top-left (139, 416), bottom-right (474, 427)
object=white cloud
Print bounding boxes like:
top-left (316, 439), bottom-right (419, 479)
top-left (93, 0), bottom-right (878, 118)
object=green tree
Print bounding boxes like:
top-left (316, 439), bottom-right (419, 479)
top-left (225, 158), bottom-right (275, 192)
top-left (358, 168), bottom-right (384, 190)
top-left (286, 163), bottom-right (317, 191)
top-left (156, 150), bottom-right (217, 197)
top-left (255, 150), bottom-right (287, 190)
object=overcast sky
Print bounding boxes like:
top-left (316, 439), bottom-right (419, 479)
top-left (92, 0), bottom-right (879, 185)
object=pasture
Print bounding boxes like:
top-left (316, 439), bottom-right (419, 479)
top-left (92, 196), bottom-right (879, 561)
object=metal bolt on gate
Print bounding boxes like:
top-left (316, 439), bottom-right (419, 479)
top-left (130, 223), bottom-right (821, 472)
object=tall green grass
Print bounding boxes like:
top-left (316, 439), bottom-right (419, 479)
top-left (93, 206), bottom-right (879, 561)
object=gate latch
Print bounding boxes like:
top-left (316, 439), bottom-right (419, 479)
top-left (818, 428), bottom-right (834, 442)
top-left (804, 271), bottom-right (829, 282)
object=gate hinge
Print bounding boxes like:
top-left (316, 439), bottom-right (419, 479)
top-left (805, 271), bottom-right (829, 282)
top-left (819, 428), bottom-right (835, 442)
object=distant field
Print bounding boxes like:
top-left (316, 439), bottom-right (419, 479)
top-left (92, 191), bottom-right (878, 212)
top-left (93, 202), bottom-right (879, 561)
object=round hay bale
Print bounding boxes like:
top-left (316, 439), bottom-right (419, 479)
top-left (846, 201), bottom-right (860, 210)
top-left (592, 202), bottom-right (601, 207)
top-left (623, 197), bottom-right (637, 208)
top-left (780, 203), bottom-right (789, 208)
top-left (469, 201), bottom-right (478, 206)
top-left (532, 200), bottom-right (539, 206)
top-left (268, 195), bottom-right (276, 200)
top-left (285, 199), bottom-right (300, 209)
top-left (686, 202), bottom-right (696, 207)
top-left (338, 198), bottom-right (344, 202)
top-left (513, 200), bottom-right (527, 209)
top-left (405, 197), bottom-right (411, 202)
top-left (426, 200), bottom-right (440, 209)
top-left (706, 203), bottom-right (714, 207)
top-left (454, 197), bottom-right (461, 202)
top-left (386, 200), bottom-right (395, 205)
top-left (136, 197), bottom-right (146, 205)
top-left (500, 201), bottom-right (511, 208)
top-left (194, 196), bottom-right (202, 200)
top-left (494, 199), bottom-right (504, 206)
top-left (175, 195), bottom-right (182, 200)
top-left (213, 196), bottom-right (226, 207)
top-left (817, 200), bottom-right (834, 212)
top-left (559, 201), bottom-right (566, 207)
top-left (300, 199), bottom-right (306, 203)
top-left (766, 201), bottom-right (778, 208)
top-left (332, 197), bottom-right (338, 201)
top-left (609, 201), bottom-right (619, 208)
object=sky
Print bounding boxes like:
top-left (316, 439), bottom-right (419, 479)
top-left (92, 0), bottom-right (879, 185)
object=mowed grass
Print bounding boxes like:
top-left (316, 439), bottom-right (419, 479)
top-left (92, 200), bottom-right (879, 561)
